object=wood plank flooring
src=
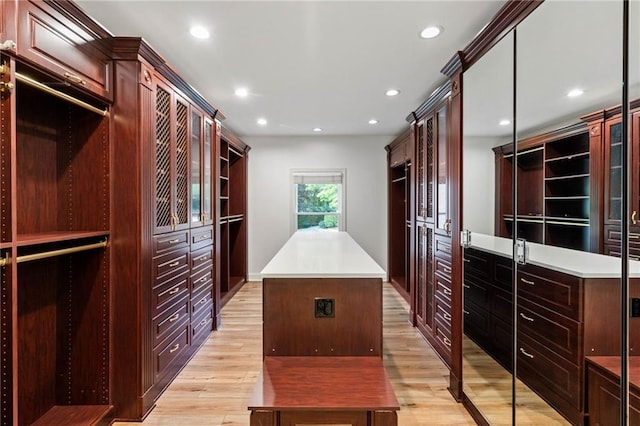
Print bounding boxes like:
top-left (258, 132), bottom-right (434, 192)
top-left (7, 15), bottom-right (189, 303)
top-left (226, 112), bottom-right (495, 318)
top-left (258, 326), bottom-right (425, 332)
top-left (113, 282), bottom-right (475, 425)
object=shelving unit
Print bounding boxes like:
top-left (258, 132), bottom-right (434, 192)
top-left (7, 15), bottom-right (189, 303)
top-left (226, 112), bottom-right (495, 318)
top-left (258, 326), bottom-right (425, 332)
top-left (494, 126), bottom-right (592, 251)
top-left (218, 131), bottom-right (249, 308)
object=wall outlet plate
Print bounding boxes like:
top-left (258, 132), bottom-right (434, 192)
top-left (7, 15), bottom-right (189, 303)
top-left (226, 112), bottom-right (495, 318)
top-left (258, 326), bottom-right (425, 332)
top-left (315, 298), bottom-right (335, 318)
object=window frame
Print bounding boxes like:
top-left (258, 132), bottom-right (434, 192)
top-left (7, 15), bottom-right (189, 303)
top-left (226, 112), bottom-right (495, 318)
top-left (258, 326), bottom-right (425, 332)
top-left (291, 168), bottom-right (346, 234)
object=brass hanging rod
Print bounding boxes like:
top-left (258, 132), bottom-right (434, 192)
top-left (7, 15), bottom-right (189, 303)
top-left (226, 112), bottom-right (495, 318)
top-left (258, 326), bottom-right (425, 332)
top-left (15, 72), bottom-right (108, 117)
top-left (16, 239), bottom-right (108, 264)
top-left (0, 254), bottom-right (9, 267)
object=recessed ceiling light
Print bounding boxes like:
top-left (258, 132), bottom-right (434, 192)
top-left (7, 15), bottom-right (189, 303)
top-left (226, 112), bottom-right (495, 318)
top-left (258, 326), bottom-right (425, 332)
top-left (567, 88), bottom-right (584, 97)
top-left (257, 118), bottom-right (267, 126)
top-left (499, 119), bottom-right (511, 126)
top-left (420, 26), bottom-right (443, 39)
top-left (313, 127), bottom-right (322, 132)
top-left (369, 119), bottom-right (379, 125)
top-left (235, 88), bottom-right (249, 98)
top-left (386, 89), bottom-right (400, 97)
top-left (190, 26), bottom-right (210, 40)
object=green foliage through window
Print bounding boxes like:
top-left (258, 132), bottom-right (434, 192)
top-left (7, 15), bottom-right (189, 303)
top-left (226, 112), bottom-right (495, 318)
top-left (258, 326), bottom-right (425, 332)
top-left (297, 184), bottom-right (338, 213)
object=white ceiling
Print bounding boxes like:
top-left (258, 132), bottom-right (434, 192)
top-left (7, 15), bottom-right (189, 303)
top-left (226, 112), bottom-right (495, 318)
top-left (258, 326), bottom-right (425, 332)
top-left (75, 0), bottom-right (506, 138)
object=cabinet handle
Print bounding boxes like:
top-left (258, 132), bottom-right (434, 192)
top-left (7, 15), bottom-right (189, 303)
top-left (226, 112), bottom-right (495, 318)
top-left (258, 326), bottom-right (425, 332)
top-left (443, 265), bottom-right (452, 274)
top-left (169, 313), bottom-right (180, 322)
top-left (64, 72), bottom-right (87, 86)
top-left (633, 210), bottom-right (637, 225)
top-left (519, 347), bottom-right (534, 359)
top-left (630, 234), bottom-right (639, 240)
top-left (443, 336), bottom-right (451, 347)
top-left (519, 312), bottom-right (534, 322)
top-left (199, 297), bottom-right (207, 305)
top-left (198, 234), bottom-right (208, 241)
top-left (195, 255), bottom-right (208, 262)
top-left (168, 238), bottom-right (180, 244)
top-left (169, 343), bottom-right (180, 353)
top-left (442, 288), bottom-right (452, 296)
top-left (631, 256), bottom-right (640, 262)
top-left (169, 261), bottom-right (180, 268)
top-left (463, 310), bottom-right (470, 315)
top-left (198, 276), bottom-right (208, 284)
top-left (199, 318), bottom-right (207, 327)
top-left (443, 312), bottom-right (451, 321)
top-left (168, 287), bottom-right (180, 295)
top-left (463, 258), bottom-right (470, 263)
top-left (521, 277), bottom-right (535, 286)
top-left (463, 284), bottom-right (470, 289)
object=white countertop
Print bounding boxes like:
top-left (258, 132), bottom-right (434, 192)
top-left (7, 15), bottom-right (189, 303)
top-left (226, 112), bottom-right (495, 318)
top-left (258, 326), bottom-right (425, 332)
top-left (469, 233), bottom-right (640, 279)
top-left (261, 231), bottom-right (386, 279)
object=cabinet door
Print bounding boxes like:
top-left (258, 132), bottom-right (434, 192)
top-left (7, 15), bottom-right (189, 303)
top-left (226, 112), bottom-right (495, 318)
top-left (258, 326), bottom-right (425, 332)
top-left (202, 119), bottom-right (214, 226)
top-left (435, 102), bottom-right (451, 236)
top-left (174, 95), bottom-right (190, 231)
top-left (416, 221), bottom-right (434, 331)
top-left (190, 109), bottom-right (203, 227)
top-left (604, 117), bottom-right (623, 224)
top-left (416, 120), bottom-right (426, 222)
top-left (632, 111), bottom-right (640, 232)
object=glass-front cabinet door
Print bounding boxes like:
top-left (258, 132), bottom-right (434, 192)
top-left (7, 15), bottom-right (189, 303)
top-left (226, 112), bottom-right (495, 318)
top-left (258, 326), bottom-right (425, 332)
top-left (202, 118), bottom-right (214, 226)
top-left (191, 109), bottom-right (202, 226)
top-left (435, 103), bottom-right (450, 236)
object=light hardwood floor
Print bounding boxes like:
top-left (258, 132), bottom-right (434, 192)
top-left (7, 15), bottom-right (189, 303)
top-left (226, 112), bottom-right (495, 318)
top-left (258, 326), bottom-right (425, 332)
top-left (114, 282), bottom-right (475, 425)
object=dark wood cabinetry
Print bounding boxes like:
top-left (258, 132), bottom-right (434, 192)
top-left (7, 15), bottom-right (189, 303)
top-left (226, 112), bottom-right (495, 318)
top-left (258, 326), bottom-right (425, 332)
top-left (464, 247), bottom-right (640, 424)
top-left (218, 129), bottom-right (249, 309)
top-left (386, 131), bottom-right (412, 301)
top-left (586, 357), bottom-right (640, 426)
top-left (494, 124), bottom-right (594, 251)
top-left (0, 1), bottom-right (113, 423)
top-left (109, 38), bottom-right (223, 420)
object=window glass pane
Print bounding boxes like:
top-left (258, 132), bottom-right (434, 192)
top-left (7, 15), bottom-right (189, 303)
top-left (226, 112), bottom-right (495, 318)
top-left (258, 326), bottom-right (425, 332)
top-left (297, 214), bottom-right (339, 231)
top-left (296, 184), bottom-right (339, 213)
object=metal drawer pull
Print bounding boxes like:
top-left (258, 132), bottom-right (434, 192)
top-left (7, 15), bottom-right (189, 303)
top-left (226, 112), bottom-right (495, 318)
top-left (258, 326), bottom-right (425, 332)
top-left (463, 310), bottom-right (470, 315)
top-left (195, 255), bottom-right (208, 262)
top-left (64, 72), bottom-right (87, 86)
top-left (520, 348), bottom-right (534, 359)
top-left (198, 276), bottom-right (208, 284)
top-left (463, 284), bottom-right (470, 289)
top-left (443, 265), bottom-right (452, 274)
top-left (443, 312), bottom-right (451, 321)
top-left (519, 313), bottom-right (534, 322)
top-left (168, 261), bottom-right (180, 267)
top-left (521, 278), bottom-right (535, 285)
top-left (443, 336), bottom-right (451, 347)
top-left (169, 287), bottom-right (180, 295)
top-left (630, 234), bottom-right (639, 240)
top-left (443, 288), bottom-right (452, 296)
top-left (463, 258), bottom-right (470, 263)
top-left (169, 343), bottom-right (180, 353)
top-left (168, 238), bottom-right (180, 244)
top-left (199, 297), bottom-right (207, 305)
top-left (168, 313), bottom-right (180, 322)
top-left (633, 210), bottom-right (637, 225)
top-left (199, 318), bottom-right (207, 327)
top-left (198, 234), bottom-right (208, 240)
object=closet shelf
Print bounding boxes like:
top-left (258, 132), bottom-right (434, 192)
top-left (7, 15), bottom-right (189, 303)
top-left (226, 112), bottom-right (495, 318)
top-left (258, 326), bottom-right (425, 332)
top-left (31, 405), bottom-right (113, 426)
top-left (17, 231), bottom-right (110, 247)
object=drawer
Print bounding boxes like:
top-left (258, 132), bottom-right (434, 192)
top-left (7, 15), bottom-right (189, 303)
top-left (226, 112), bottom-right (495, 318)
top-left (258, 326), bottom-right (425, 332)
top-left (492, 287), bottom-right (513, 324)
top-left (434, 273), bottom-right (452, 303)
top-left (153, 247), bottom-right (189, 283)
top-left (435, 294), bottom-right (451, 333)
top-left (191, 284), bottom-right (213, 317)
top-left (435, 256), bottom-right (452, 278)
top-left (190, 245), bottom-right (213, 272)
top-left (463, 248), bottom-right (491, 280)
top-left (464, 275), bottom-right (490, 309)
top-left (434, 235), bottom-right (451, 260)
top-left (493, 255), bottom-right (513, 292)
top-left (604, 225), bottom-right (640, 249)
top-left (191, 226), bottom-right (213, 251)
top-left (490, 316), bottom-right (513, 371)
top-left (191, 307), bottom-right (214, 348)
top-left (153, 298), bottom-right (189, 346)
top-left (604, 244), bottom-right (640, 261)
top-left (191, 266), bottom-right (213, 295)
top-left (518, 298), bottom-right (581, 363)
top-left (517, 333), bottom-right (581, 409)
top-left (518, 264), bottom-right (581, 320)
top-left (154, 325), bottom-right (189, 380)
top-left (434, 318), bottom-right (452, 364)
top-left (153, 230), bottom-right (190, 255)
top-left (152, 271), bottom-right (189, 316)
top-left (17, 1), bottom-right (112, 100)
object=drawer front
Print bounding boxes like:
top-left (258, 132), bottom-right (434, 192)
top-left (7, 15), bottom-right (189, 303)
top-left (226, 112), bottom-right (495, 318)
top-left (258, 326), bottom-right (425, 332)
top-left (190, 245), bottom-right (213, 272)
top-left (191, 307), bottom-right (214, 348)
top-left (435, 273), bottom-right (452, 303)
top-left (605, 225), bottom-right (640, 249)
top-left (604, 244), bottom-right (640, 261)
top-left (435, 256), bottom-right (452, 278)
top-left (154, 325), bottom-right (190, 379)
top-left (191, 226), bottom-right (213, 251)
top-left (434, 318), bottom-right (452, 365)
top-left (518, 298), bottom-right (581, 363)
top-left (493, 256), bottom-right (513, 292)
top-left (153, 247), bottom-right (190, 283)
top-left (18, 1), bottom-right (112, 100)
top-left (153, 298), bottom-right (189, 346)
top-left (490, 316), bottom-right (513, 371)
top-left (435, 293), bottom-right (452, 333)
top-left (464, 248), bottom-right (491, 280)
top-left (191, 266), bottom-right (213, 295)
top-left (153, 230), bottom-right (190, 255)
top-left (492, 287), bottom-right (513, 324)
top-left (464, 275), bottom-right (490, 309)
top-left (518, 264), bottom-right (581, 320)
top-left (191, 284), bottom-right (213, 317)
top-left (152, 271), bottom-right (189, 316)
top-left (517, 333), bottom-right (581, 409)
top-left (464, 301), bottom-right (491, 345)
top-left (434, 235), bottom-right (452, 260)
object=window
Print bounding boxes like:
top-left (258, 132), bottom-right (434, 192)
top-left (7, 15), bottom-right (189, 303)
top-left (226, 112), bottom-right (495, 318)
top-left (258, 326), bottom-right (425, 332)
top-left (292, 170), bottom-right (345, 232)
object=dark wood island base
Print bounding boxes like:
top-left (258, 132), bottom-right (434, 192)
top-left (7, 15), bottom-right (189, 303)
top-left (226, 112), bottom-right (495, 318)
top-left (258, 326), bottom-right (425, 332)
top-left (248, 357), bottom-right (399, 426)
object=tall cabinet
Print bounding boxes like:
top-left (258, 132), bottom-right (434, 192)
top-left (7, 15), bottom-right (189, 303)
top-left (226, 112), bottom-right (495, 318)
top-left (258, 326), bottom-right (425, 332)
top-left (1, 0), bottom-right (113, 424)
top-left (218, 128), bottom-right (249, 309)
top-left (109, 38), bottom-right (219, 420)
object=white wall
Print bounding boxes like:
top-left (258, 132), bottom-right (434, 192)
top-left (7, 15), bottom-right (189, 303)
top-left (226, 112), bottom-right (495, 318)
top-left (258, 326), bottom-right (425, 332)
top-left (245, 135), bottom-right (390, 280)
top-left (462, 136), bottom-right (501, 236)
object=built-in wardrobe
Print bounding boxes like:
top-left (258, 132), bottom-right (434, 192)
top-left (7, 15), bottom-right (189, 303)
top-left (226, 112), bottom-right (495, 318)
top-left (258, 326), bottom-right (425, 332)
top-left (388, 0), bottom-right (640, 424)
top-left (0, 0), bottom-right (113, 424)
